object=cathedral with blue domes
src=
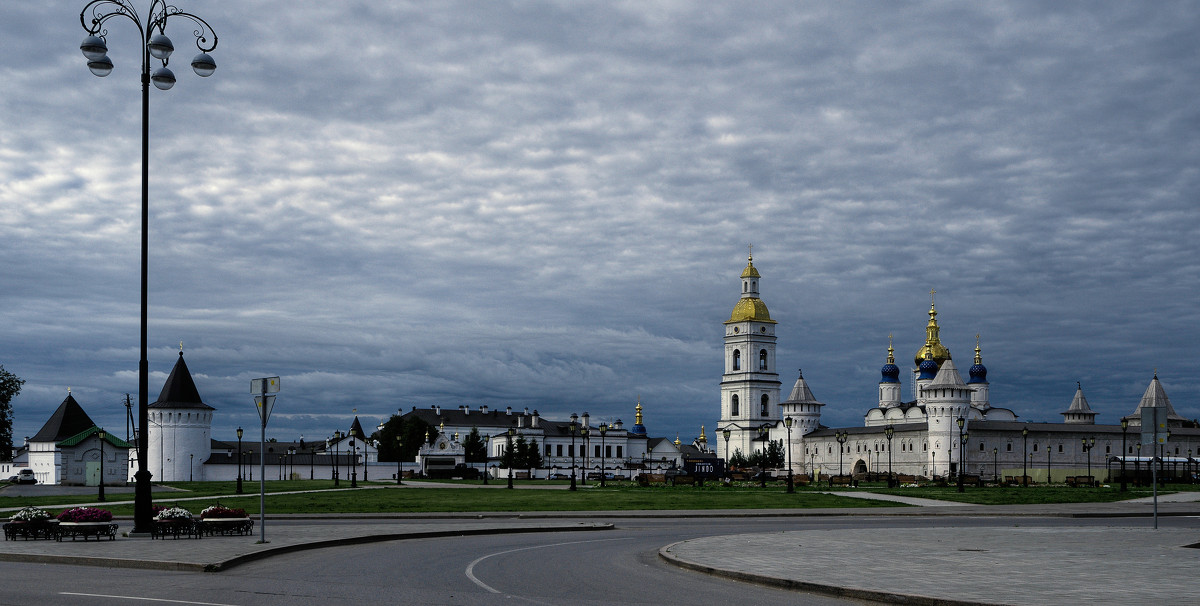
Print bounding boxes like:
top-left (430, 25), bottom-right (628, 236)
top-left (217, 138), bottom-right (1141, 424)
top-left (717, 253), bottom-right (1198, 482)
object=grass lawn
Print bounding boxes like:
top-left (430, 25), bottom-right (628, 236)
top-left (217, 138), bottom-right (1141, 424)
top-left (3, 481), bottom-right (902, 516)
top-left (843, 483), bottom-right (1179, 505)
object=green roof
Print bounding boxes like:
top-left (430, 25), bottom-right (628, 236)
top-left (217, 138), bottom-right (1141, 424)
top-left (56, 426), bottom-right (133, 449)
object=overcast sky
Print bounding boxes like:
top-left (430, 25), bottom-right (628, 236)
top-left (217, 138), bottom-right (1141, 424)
top-left (3, 2), bottom-right (1198, 448)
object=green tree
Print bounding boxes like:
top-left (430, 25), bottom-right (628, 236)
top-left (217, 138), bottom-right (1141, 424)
top-left (374, 414), bottom-right (431, 462)
top-left (463, 427), bottom-right (486, 463)
top-left (0, 366), bottom-right (22, 461)
top-left (524, 438), bottom-right (543, 475)
top-left (728, 448), bottom-right (748, 468)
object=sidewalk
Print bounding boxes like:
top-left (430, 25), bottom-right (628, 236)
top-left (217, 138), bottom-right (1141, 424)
top-left (0, 520), bottom-right (610, 572)
top-left (660, 495), bottom-right (1200, 606)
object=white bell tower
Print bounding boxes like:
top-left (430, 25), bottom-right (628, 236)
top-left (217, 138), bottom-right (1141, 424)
top-left (718, 249), bottom-right (781, 462)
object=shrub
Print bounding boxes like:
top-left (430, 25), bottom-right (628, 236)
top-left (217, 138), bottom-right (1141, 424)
top-left (10, 506), bottom-right (53, 522)
top-left (154, 506), bottom-right (193, 521)
top-left (200, 505), bottom-right (247, 519)
top-left (57, 507), bottom-right (112, 523)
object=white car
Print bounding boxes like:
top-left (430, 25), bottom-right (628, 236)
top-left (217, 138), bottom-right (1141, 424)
top-left (16, 469), bottom-right (36, 485)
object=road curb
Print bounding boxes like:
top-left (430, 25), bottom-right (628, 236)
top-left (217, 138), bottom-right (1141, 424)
top-left (0, 523), bottom-right (612, 573)
top-left (657, 540), bottom-right (1001, 606)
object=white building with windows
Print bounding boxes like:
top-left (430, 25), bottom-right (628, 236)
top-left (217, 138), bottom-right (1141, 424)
top-left (717, 253), bottom-right (1198, 483)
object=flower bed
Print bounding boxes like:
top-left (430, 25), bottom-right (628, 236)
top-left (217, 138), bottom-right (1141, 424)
top-left (154, 506), bottom-right (193, 521)
top-left (11, 506), bottom-right (54, 523)
top-left (3, 507), bottom-right (59, 541)
top-left (200, 505), bottom-right (247, 519)
top-left (198, 504), bottom-right (252, 536)
top-left (57, 507), bottom-right (112, 523)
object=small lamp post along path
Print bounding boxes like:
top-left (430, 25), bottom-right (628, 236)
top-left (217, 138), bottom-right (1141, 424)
top-left (569, 413), bottom-right (578, 491)
top-left (784, 417), bottom-right (794, 493)
top-left (1120, 418), bottom-right (1129, 491)
top-left (1135, 442), bottom-right (1142, 486)
top-left (481, 434), bottom-right (489, 485)
top-left (506, 428), bottom-right (515, 489)
top-left (835, 431), bottom-right (849, 478)
top-left (333, 430), bottom-right (342, 487)
top-left (758, 425), bottom-right (769, 488)
top-left (396, 436), bottom-right (404, 485)
top-left (1081, 437), bottom-right (1096, 487)
top-left (993, 447), bottom-right (998, 482)
top-left (581, 413), bottom-right (590, 484)
top-left (959, 430), bottom-right (969, 492)
top-left (349, 428), bottom-right (358, 488)
top-left (1021, 426), bottom-right (1029, 487)
top-left (884, 425), bottom-right (894, 487)
top-left (722, 428), bottom-right (732, 478)
top-left (97, 428), bottom-right (107, 502)
top-left (599, 423), bottom-right (608, 487)
top-left (79, 0), bottom-right (220, 535)
top-left (236, 427), bottom-right (243, 494)
top-left (956, 417), bottom-right (966, 493)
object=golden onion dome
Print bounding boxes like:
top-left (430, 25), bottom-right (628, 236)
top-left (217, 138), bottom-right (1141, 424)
top-left (727, 297), bottom-right (777, 323)
top-left (913, 291), bottom-right (951, 366)
top-left (741, 262), bottom-right (761, 279)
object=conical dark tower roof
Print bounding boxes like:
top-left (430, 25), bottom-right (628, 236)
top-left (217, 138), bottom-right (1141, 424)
top-left (31, 393), bottom-right (97, 442)
top-left (349, 416), bottom-right (367, 439)
top-left (150, 351), bottom-right (214, 410)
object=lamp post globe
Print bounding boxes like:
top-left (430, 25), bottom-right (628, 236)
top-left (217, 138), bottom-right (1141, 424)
top-left (78, 0), bottom-right (219, 535)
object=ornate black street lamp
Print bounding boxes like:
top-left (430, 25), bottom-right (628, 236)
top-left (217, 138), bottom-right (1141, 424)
top-left (1081, 437), bottom-right (1096, 486)
top-left (1135, 442), bottom-right (1141, 486)
top-left (97, 428), bottom-right (107, 502)
top-left (581, 412), bottom-right (590, 484)
top-left (1120, 418), bottom-right (1129, 491)
top-left (78, 0), bottom-right (218, 536)
top-left (396, 436), bottom-right (404, 485)
top-left (884, 425), bottom-right (895, 487)
top-left (722, 427), bottom-right (732, 477)
top-left (599, 423), bottom-right (608, 487)
top-left (784, 417), bottom-right (794, 493)
top-left (959, 430), bottom-right (969, 492)
top-left (481, 434), bottom-right (489, 485)
top-left (992, 447), bottom-right (998, 483)
top-left (956, 417), bottom-right (966, 492)
top-left (568, 413), bottom-right (578, 491)
top-left (236, 427), bottom-right (243, 494)
top-left (1021, 426), bottom-right (1029, 487)
top-left (506, 428), bottom-right (515, 489)
top-left (349, 428), bottom-right (358, 488)
top-left (332, 430), bottom-right (342, 486)
top-left (758, 425), bottom-right (769, 488)
top-left (835, 431), bottom-right (849, 478)
top-left (1046, 441), bottom-right (1052, 484)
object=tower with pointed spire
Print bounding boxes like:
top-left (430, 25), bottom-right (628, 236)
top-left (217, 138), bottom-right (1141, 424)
top-left (146, 349), bottom-right (215, 482)
top-left (718, 248), bottom-right (781, 461)
top-left (878, 336), bottom-right (902, 408)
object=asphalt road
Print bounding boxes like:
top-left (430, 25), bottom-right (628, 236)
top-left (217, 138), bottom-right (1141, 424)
top-left (2, 516), bottom-right (1197, 606)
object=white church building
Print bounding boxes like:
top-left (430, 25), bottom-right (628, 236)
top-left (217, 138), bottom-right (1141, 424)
top-left (717, 253), bottom-right (1198, 483)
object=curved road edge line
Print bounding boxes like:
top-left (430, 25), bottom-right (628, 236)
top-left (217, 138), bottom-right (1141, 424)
top-left (207, 523), bottom-right (614, 572)
top-left (657, 540), bottom-right (1003, 606)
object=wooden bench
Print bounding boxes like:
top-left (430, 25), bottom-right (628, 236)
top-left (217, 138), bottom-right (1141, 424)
top-left (1066, 475), bottom-right (1095, 488)
top-left (829, 475), bottom-right (856, 487)
top-left (668, 475), bottom-right (695, 486)
top-left (896, 474), bottom-right (917, 484)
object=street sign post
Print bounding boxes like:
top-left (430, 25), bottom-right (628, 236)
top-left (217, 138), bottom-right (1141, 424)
top-left (1141, 407), bottom-right (1167, 529)
top-left (252, 376), bottom-right (280, 543)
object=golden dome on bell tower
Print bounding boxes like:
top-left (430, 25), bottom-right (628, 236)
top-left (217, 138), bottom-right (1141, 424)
top-left (913, 289), bottom-right (952, 366)
top-left (726, 247), bottom-right (777, 324)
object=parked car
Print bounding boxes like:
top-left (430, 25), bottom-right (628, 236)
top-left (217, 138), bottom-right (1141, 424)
top-left (16, 469), bottom-right (36, 485)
